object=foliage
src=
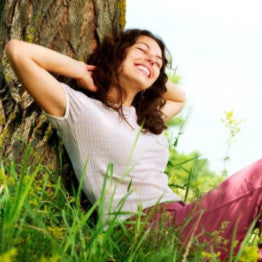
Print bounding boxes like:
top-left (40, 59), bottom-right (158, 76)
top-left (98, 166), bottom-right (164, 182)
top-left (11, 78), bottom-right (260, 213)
top-left (0, 142), bottom-right (259, 261)
top-left (220, 110), bottom-right (245, 176)
top-left (165, 112), bottom-right (225, 202)
top-left (0, 150), bottom-right (191, 261)
top-left (166, 147), bottom-right (224, 202)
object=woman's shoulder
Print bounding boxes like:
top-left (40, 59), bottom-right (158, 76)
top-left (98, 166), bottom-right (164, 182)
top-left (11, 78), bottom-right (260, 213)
top-left (61, 82), bottom-right (105, 110)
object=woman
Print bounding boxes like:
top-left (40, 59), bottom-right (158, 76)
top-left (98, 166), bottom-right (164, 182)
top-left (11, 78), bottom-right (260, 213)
top-left (5, 29), bottom-right (262, 260)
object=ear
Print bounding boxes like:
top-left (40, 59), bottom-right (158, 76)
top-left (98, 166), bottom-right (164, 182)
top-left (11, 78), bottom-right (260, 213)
top-left (117, 64), bottom-right (124, 74)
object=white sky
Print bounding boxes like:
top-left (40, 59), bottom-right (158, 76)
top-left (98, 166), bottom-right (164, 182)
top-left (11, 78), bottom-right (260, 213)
top-left (126, 0), bottom-right (262, 175)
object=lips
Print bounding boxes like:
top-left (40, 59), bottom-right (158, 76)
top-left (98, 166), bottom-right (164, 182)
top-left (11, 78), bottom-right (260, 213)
top-left (135, 64), bottom-right (151, 78)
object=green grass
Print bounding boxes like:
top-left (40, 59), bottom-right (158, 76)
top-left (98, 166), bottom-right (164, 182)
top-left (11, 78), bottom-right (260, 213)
top-left (0, 149), bottom-right (260, 261)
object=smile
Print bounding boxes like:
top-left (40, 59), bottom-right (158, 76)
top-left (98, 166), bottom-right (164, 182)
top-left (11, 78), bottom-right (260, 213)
top-left (135, 64), bottom-right (151, 78)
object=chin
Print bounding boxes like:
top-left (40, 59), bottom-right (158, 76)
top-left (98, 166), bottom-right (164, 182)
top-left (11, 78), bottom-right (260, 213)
top-left (135, 78), bottom-right (152, 90)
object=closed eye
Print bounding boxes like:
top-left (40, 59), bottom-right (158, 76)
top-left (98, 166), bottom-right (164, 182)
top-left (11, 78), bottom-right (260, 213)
top-left (137, 46), bottom-right (162, 68)
top-left (156, 62), bottom-right (161, 68)
top-left (137, 47), bottom-right (146, 53)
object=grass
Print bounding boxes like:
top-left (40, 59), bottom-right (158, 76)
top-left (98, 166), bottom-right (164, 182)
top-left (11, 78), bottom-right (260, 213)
top-left (0, 147), bottom-right (260, 261)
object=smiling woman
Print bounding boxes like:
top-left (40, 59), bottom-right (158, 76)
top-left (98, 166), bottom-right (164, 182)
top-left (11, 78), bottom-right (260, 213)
top-left (86, 29), bottom-right (186, 132)
top-left (6, 28), bottom-right (262, 260)
top-left (120, 36), bottom-right (163, 91)
top-left (4, 28), bottom-right (186, 226)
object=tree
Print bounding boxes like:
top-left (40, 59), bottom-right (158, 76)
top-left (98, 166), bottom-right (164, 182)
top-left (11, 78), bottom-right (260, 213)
top-left (0, 0), bottom-right (126, 176)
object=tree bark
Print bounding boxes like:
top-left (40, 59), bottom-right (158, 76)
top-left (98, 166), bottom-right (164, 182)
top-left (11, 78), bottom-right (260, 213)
top-left (0, 0), bottom-right (125, 175)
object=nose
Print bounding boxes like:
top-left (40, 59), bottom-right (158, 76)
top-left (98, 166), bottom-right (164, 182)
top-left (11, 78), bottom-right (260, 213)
top-left (146, 55), bottom-right (156, 65)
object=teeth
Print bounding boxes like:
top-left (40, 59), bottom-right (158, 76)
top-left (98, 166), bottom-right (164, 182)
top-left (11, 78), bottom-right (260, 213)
top-left (136, 65), bottom-right (150, 77)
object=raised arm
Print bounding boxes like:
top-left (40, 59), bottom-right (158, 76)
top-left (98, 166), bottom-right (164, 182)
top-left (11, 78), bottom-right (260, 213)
top-left (161, 80), bottom-right (186, 122)
top-left (4, 39), bottom-right (95, 117)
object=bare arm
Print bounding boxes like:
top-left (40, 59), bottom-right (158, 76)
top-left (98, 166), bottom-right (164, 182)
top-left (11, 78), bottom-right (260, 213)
top-left (5, 39), bottom-right (95, 117)
top-left (161, 80), bottom-right (186, 122)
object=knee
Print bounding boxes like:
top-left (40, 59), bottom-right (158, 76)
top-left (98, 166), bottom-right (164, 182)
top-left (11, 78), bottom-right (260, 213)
top-left (252, 159), bottom-right (262, 171)
top-left (247, 159), bottom-right (262, 179)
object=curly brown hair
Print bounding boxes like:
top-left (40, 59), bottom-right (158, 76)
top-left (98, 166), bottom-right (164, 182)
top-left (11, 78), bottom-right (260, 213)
top-left (86, 29), bottom-right (170, 134)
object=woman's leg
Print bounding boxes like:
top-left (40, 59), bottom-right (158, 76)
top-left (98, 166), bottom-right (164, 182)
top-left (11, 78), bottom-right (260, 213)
top-left (172, 159), bottom-right (262, 259)
top-left (127, 159), bottom-right (262, 259)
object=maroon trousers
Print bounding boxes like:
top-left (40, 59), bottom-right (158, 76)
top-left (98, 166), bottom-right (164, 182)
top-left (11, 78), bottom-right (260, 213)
top-left (130, 159), bottom-right (262, 260)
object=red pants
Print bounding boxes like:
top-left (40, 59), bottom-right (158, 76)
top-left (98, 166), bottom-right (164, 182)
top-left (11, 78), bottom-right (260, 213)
top-left (130, 159), bottom-right (262, 260)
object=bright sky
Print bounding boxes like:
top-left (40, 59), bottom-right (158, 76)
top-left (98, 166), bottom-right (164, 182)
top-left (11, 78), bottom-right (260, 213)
top-left (126, 0), bottom-right (262, 175)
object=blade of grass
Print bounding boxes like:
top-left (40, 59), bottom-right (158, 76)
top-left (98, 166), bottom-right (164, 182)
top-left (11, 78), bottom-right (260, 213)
top-left (234, 215), bottom-right (259, 261)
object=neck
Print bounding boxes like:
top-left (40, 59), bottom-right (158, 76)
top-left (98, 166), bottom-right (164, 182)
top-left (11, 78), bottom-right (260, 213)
top-left (107, 80), bottom-right (140, 107)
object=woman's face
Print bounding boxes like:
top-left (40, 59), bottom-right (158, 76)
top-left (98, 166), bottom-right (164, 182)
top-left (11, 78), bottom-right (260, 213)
top-left (119, 35), bottom-right (163, 91)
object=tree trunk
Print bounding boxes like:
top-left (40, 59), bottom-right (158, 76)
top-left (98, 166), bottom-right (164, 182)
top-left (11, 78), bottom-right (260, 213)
top-left (0, 0), bottom-right (126, 175)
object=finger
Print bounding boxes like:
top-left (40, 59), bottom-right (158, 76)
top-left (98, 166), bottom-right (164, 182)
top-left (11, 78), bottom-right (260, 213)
top-left (90, 85), bottom-right (98, 92)
top-left (86, 64), bottom-right (96, 71)
top-left (85, 76), bottom-right (98, 92)
top-left (85, 82), bottom-right (97, 92)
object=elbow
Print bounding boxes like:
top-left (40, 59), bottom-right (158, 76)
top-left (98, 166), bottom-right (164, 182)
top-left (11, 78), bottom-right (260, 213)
top-left (180, 90), bottom-right (186, 103)
top-left (5, 39), bottom-right (22, 61)
top-left (181, 100), bottom-right (186, 111)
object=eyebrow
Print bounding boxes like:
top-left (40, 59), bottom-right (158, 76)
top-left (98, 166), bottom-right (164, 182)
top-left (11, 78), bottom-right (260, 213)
top-left (136, 42), bottom-right (163, 62)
